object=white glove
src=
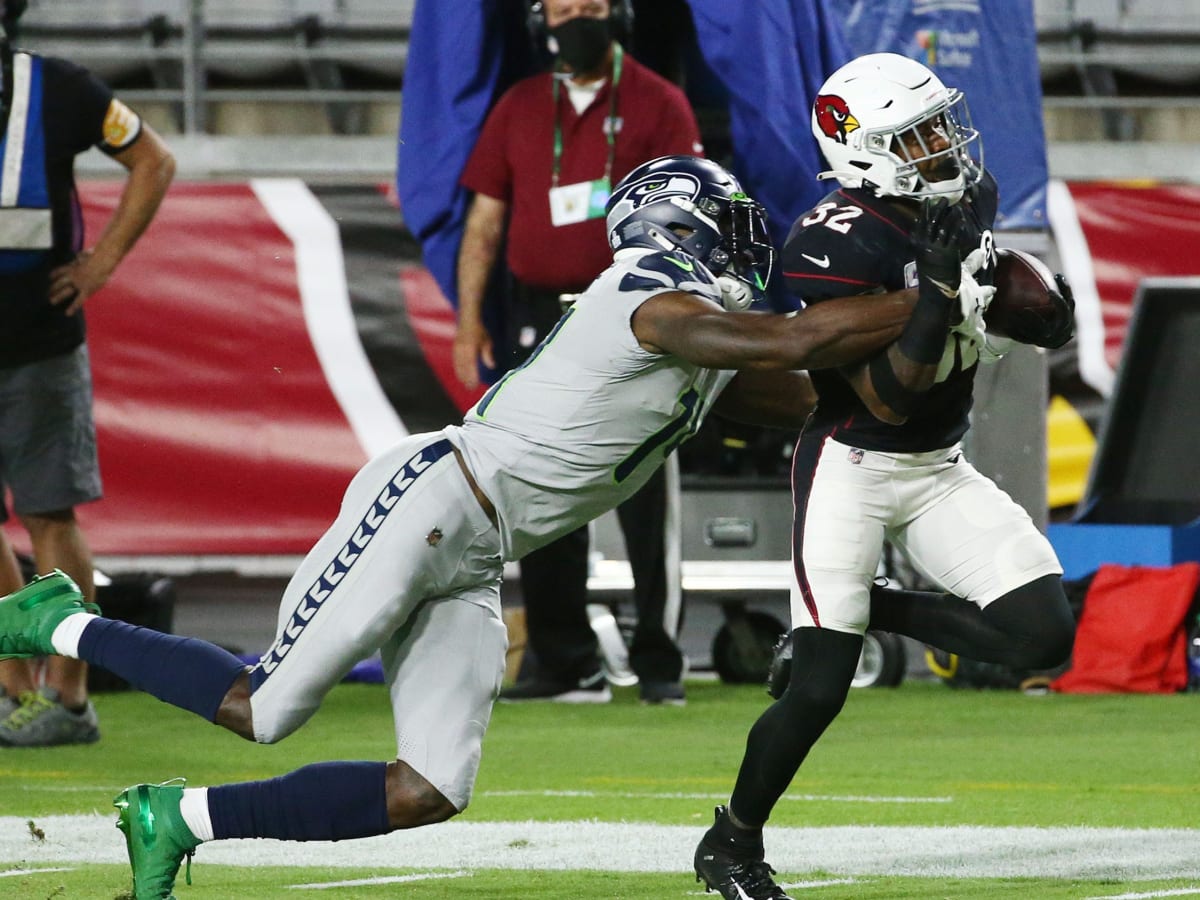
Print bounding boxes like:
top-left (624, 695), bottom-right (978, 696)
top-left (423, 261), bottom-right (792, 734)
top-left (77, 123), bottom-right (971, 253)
top-left (956, 267), bottom-right (995, 325)
top-left (951, 269), bottom-right (1011, 364)
top-left (962, 246), bottom-right (990, 276)
top-left (717, 274), bottom-right (754, 311)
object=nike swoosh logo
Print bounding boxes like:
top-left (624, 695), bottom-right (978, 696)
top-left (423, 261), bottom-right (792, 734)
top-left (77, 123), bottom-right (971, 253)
top-left (801, 253), bottom-right (830, 268)
top-left (665, 256), bottom-right (694, 273)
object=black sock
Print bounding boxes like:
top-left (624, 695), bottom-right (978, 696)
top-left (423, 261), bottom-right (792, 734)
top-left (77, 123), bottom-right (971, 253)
top-left (705, 806), bottom-right (763, 857)
top-left (728, 628), bottom-right (861, 827)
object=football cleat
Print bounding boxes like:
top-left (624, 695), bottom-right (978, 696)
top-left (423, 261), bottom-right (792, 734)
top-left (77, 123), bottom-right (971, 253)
top-left (114, 779), bottom-right (201, 899)
top-left (695, 807), bottom-right (793, 900)
top-left (0, 570), bottom-right (98, 660)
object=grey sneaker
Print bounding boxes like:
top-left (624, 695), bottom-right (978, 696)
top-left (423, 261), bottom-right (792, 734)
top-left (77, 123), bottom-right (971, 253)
top-left (0, 689), bottom-right (18, 721)
top-left (499, 670), bottom-right (612, 703)
top-left (639, 679), bottom-right (686, 706)
top-left (0, 686), bottom-right (100, 747)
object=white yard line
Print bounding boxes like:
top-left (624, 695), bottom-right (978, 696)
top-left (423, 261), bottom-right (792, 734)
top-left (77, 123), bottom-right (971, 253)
top-left (481, 789), bottom-right (952, 804)
top-left (4, 817), bottom-right (1200, 881)
top-left (1083, 890), bottom-right (1200, 899)
top-left (0, 866), bottom-right (75, 877)
top-left (288, 870), bottom-right (471, 889)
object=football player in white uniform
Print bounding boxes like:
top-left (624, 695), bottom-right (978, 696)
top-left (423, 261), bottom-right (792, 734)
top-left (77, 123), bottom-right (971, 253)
top-left (693, 55), bottom-right (1076, 900)
top-left (0, 155), bottom-right (918, 899)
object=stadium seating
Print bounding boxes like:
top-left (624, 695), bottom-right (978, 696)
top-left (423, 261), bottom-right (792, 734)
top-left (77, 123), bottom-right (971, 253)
top-left (19, 0), bottom-right (410, 135)
top-left (15, 1), bottom-right (1200, 141)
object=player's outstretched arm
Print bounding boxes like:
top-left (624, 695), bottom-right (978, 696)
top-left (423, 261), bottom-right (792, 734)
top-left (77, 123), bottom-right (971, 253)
top-left (632, 288), bottom-right (916, 372)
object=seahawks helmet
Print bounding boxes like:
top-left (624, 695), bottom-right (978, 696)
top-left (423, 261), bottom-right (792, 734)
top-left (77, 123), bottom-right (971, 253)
top-left (811, 53), bottom-right (982, 203)
top-left (605, 155), bottom-right (774, 309)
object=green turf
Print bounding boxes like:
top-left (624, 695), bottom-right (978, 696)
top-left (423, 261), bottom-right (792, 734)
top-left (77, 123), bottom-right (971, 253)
top-left (3, 680), bottom-right (1199, 898)
top-left (9, 865), bottom-right (1200, 900)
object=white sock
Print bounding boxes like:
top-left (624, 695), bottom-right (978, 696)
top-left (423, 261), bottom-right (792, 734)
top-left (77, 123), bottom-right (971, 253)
top-left (49, 613), bottom-right (99, 658)
top-left (178, 787), bottom-right (214, 843)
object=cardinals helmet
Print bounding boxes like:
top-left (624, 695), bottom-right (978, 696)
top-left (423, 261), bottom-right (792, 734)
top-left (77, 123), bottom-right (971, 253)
top-left (811, 52), bottom-right (982, 203)
top-left (605, 155), bottom-right (774, 309)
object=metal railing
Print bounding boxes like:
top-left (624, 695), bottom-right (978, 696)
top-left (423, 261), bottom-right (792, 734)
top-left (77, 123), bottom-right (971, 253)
top-left (21, 1), bottom-right (408, 135)
top-left (18, 1), bottom-right (1200, 139)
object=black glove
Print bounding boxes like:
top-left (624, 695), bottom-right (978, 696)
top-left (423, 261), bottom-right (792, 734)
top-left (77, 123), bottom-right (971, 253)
top-left (912, 198), bottom-right (965, 299)
top-left (1010, 272), bottom-right (1076, 349)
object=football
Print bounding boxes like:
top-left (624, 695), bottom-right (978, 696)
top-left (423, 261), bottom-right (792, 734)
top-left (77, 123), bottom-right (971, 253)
top-left (985, 248), bottom-right (1059, 339)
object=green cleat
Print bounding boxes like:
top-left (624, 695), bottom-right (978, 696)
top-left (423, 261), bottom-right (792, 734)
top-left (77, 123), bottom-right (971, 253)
top-left (114, 780), bottom-right (201, 900)
top-left (0, 569), bottom-right (98, 660)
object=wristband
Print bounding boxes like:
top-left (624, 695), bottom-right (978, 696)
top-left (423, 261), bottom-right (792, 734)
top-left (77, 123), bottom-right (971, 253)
top-left (869, 354), bottom-right (920, 416)
top-left (896, 282), bottom-right (954, 364)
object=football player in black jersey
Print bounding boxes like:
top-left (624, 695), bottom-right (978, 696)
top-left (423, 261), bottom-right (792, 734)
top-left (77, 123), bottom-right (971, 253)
top-left (693, 54), bottom-right (1076, 900)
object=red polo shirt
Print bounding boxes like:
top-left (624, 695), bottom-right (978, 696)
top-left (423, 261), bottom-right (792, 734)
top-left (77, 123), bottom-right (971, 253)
top-left (461, 54), bottom-right (702, 291)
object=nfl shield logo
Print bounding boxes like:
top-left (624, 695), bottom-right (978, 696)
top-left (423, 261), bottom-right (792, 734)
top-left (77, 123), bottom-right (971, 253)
top-left (847, 447), bottom-right (865, 465)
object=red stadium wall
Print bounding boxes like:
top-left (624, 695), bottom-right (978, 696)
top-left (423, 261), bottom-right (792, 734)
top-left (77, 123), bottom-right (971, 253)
top-left (4, 179), bottom-right (1195, 559)
top-left (1063, 182), bottom-right (1200, 371)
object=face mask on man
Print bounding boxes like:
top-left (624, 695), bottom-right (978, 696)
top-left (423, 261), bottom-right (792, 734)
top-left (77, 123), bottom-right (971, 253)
top-left (548, 15), bottom-right (612, 74)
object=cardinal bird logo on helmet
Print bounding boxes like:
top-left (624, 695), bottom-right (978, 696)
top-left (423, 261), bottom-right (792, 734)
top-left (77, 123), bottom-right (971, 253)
top-left (814, 94), bottom-right (859, 144)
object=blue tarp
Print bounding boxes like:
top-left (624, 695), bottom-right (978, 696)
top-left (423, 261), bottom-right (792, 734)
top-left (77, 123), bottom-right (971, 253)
top-left (832, 0), bottom-right (1049, 229)
top-left (396, 0), bottom-right (1047, 311)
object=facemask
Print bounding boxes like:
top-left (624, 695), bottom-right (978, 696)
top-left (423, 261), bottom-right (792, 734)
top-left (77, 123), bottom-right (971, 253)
top-left (548, 16), bottom-right (612, 74)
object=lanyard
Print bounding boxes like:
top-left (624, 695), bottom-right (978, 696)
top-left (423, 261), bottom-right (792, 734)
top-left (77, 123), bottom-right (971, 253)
top-left (551, 42), bottom-right (623, 189)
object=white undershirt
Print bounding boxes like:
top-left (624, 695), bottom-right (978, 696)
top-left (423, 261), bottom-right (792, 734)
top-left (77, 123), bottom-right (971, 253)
top-left (564, 77), bottom-right (605, 115)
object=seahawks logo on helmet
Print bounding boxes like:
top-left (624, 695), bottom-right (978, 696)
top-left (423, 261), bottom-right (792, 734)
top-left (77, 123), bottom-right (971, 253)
top-left (606, 172), bottom-right (701, 229)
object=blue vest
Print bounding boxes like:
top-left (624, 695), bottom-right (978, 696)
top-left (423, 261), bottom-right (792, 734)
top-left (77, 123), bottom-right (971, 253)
top-left (0, 51), bottom-right (51, 273)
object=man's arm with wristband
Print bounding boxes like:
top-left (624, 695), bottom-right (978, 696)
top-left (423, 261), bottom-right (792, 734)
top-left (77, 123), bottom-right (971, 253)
top-left (846, 199), bottom-right (965, 424)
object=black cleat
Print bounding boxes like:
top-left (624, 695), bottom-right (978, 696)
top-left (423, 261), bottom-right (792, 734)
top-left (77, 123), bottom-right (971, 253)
top-left (694, 807), bottom-right (793, 900)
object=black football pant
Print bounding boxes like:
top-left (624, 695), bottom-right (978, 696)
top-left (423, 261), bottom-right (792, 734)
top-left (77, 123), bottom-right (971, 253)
top-left (519, 466), bottom-right (684, 684)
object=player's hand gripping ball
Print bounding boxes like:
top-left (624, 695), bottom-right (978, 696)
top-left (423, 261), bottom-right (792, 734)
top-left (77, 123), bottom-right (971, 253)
top-left (987, 249), bottom-right (1076, 348)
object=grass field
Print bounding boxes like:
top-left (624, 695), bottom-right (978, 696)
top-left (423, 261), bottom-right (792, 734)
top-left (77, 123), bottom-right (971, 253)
top-left (2, 679), bottom-right (1199, 899)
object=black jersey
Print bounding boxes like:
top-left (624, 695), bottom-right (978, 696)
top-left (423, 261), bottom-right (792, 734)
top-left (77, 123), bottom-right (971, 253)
top-left (0, 51), bottom-right (131, 369)
top-left (782, 172), bottom-right (999, 452)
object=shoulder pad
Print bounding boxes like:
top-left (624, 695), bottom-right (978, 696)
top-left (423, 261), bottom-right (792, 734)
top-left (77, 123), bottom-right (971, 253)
top-left (618, 250), bottom-right (717, 295)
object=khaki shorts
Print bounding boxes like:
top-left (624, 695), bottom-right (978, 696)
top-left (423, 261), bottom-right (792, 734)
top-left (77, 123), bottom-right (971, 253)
top-left (0, 345), bottom-right (102, 522)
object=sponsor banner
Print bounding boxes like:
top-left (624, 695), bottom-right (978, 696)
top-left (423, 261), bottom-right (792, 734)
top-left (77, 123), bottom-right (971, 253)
top-left (4, 181), bottom-right (464, 558)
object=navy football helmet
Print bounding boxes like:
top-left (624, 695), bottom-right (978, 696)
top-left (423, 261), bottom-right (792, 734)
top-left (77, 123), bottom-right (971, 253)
top-left (605, 155), bottom-right (774, 309)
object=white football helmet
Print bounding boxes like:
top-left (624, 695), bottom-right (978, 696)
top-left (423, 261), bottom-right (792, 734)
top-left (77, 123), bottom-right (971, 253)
top-left (811, 53), bottom-right (982, 203)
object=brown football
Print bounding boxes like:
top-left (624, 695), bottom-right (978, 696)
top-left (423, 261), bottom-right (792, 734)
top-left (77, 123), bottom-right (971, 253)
top-left (986, 248), bottom-right (1058, 339)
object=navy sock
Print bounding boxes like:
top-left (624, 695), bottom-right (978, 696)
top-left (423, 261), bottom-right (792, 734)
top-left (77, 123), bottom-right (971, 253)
top-left (209, 761), bottom-right (391, 841)
top-left (77, 618), bottom-right (247, 722)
